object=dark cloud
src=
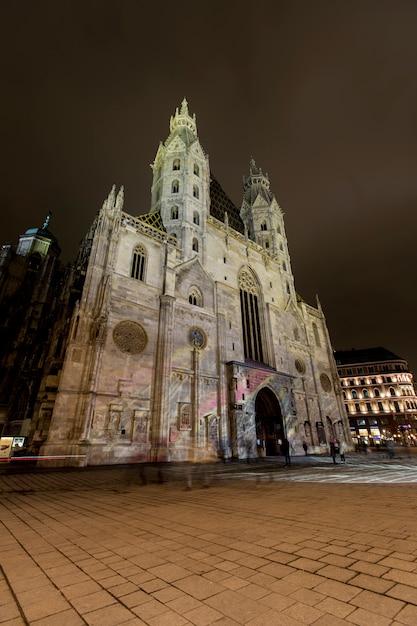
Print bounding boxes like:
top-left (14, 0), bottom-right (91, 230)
top-left (1, 0), bottom-right (417, 371)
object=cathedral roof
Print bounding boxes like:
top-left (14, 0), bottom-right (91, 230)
top-left (209, 174), bottom-right (244, 234)
top-left (138, 210), bottom-right (167, 231)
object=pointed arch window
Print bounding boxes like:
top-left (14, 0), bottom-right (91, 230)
top-left (171, 205), bottom-right (179, 219)
top-left (188, 286), bottom-right (202, 307)
top-left (194, 163), bottom-right (200, 176)
top-left (173, 159), bottom-right (180, 170)
top-left (172, 180), bottom-right (179, 193)
top-left (261, 222), bottom-right (267, 231)
top-left (193, 211), bottom-right (199, 225)
top-left (192, 238), bottom-right (199, 252)
top-left (131, 244), bottom-right (146, 281)
top-left (193, 185), bottom-right (199, 199)
top-left (239, 267), bottom-right (265, 363)
top-left (313, 323), bottom-right (321, 347)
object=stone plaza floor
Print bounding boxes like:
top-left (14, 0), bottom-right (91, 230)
top-left (1, 454), bottom-right (417, 625)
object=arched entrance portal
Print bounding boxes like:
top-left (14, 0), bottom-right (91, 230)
top-left (255, 388), bottom-right (284, 456)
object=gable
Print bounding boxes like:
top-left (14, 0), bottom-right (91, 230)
top-left (175, 258), bottom-right (215, 310)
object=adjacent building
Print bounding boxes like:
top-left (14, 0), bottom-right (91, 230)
top-left (334, 347), bottom-right (417, 446)
top-left (0, 215), bottom-right (85, 452)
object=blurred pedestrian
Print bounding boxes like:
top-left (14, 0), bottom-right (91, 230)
top-left (281, 438), bottom-right (291, 467)
top-left (330, 439), bottom-right (337, 464)
top-left (302, 441), bottom-right (308, 456)
top-left (338, 440), bottom-right (345, 463)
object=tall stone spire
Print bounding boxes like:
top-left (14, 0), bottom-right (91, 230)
top-left (169, 97), bottom-right (197, 135)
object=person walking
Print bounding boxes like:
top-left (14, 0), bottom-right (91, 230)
top-left (281, 438), bottom-right (291, 467)
top-left (330, 439), bottom-right (337, 464)
top-left (338, 440), bottom-right (345, 463)
top-left (302, 441), bottom-right (308, 456)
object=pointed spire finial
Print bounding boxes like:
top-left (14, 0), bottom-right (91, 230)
top-left (180, 97), bottom-right (189, 116)
top-left (42, 211), bottom-right (52, 230)
top-left (116, 185), bottom-right (124, 210)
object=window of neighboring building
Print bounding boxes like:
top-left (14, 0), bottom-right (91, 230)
top-left (131, 244), bottom-right (146, 281)
top-left (173, 159), bottom-right (180, 170)
top-left (355, 403), bottom-right (360, 413)
top-left (172, 180), bottom-right (179, 193)
top-left (389, 387), bottom-right (396, 397)
top-left (363, 389), bottom-right (369, 398)
top-left (377, 401), bottom-right (384, 411)
top-left (239, 267), bottom-right (265, 363)
top-left (352, 390), bottom-right (358, 399)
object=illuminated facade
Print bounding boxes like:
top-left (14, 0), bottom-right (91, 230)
top-left (335, 347), bottom-right (417, 445)
top-left (36, 100), bottom-right (349, 466)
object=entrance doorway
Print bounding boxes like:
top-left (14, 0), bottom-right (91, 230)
top-left (255, 388), bottom-right (284, 456)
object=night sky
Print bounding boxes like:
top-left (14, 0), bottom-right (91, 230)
top-left (2, 1), bottom-right (417, 373)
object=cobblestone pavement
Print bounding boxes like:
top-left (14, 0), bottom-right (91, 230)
top-left (1, 455), bottom-right (417, 625)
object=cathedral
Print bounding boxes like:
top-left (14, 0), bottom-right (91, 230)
top-left (4, 100), bottom-right (350, 466)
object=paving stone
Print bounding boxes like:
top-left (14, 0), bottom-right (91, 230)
top-left (69, 590), bottom-right (116, 614)
top-left (282, 600), bottom-right (325, 624)
top-left (350, 589), bottom-right (405, 618)
top-left (395, 603), bottom-right (417, 625)
top-left (183, 604), bottom-right (224, 625)
top-left (386, 583), bottom-right (417, 604)
top-left (82, 603), bottom-right (135, 626)
top-left (172, 574), bottom-right (224, 600)
top-left (205, 589), bottom-right (269, 623)
top-left (30, 608), bottom-right (86, 625)
top-left (345, 607), bottom-right (393, 626)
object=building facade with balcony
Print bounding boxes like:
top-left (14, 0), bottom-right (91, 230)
top-left (334, 347), bottom-right (417, 446)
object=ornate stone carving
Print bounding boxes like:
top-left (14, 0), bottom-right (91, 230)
top-left (113, 321), bottom-right (147, 354)
top-left (178, 403), bottom-right (192, 430)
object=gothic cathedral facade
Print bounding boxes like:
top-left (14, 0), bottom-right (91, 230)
top-left (40, 100), bottom-right (349, 466)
